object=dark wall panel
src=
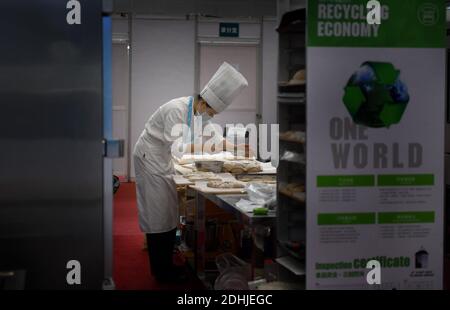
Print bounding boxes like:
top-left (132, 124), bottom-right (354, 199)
top-left (0, 0), bottom-right (104, 289)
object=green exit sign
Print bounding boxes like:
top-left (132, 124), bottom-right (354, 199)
top-left (219, 23), bottom-right (239, 37)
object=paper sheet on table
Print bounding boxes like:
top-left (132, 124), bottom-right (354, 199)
top-left (259, 162), bottom-right (277, 174)
top-left (235, 199), bottom-right (265, 212)
top-left (173, 172), bottom-right (235, 186)
top-left (173, 151), bottom-right (255, 165)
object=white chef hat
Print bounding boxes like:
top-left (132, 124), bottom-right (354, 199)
top-left (200, 62), bottom-right (248, 113)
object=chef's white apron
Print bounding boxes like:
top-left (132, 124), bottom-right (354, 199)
top-left (133, 135), bottom-right (179, 233)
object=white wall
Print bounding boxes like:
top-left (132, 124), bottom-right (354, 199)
top-left (198, 20), bottom-right (261, 39)
top-left (112, 44), bottom-right (130, 178)
top-left (112, 16), bottom-right (129, 35)
top-left (197, 18), bottom-right (278, 127)
top-left (116, 16), bottom-right (278, 178)
top-left (130, 18), bottom-right (196, 177)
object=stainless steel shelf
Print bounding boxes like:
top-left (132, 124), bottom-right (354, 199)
top-left (277, 7), bottom-right (307, 283)
top-left (278, 188), bottom-right (305, 204)
top-left (280, 137), bottom-right (305, 145)
top-left (278, 99), bottom-right (306, 105)
top-left (278, 92), bottom-right (305, 98)
top-left (276, 256), bottom-right (305, 276)
top-left (278, 240), bottom-right (305, 261)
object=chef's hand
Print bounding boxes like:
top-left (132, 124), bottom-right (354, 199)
top-left (236, 144), bottom-right (255, 158)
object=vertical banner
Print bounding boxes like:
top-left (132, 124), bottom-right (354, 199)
top-left (306, 0), bottom-right (446, 289)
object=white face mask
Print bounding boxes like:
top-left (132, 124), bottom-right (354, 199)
top-left (199, 112), bottom-right (212, 122)
top-left (195, 102), bottom-right (213, 122)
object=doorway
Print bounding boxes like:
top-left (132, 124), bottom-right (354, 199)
top-left (112, 42), bottom-right (130, 180)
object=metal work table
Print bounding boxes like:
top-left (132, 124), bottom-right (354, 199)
top-left (215, 194), bottom-right (276, 223)
top-left (191, 188), bottom-right (276, 286)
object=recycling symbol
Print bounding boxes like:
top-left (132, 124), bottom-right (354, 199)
top-left (342, 62), bottom-right (410, 128)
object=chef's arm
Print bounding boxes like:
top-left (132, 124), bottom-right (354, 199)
top-left (182, 138), bottom-right (254, 157)
top-left (184, 143), bottom-right (207, 154)
top-left (181, 141), bottom-right (226, 154)
top-left (183, 139), bottom-right (233, 153)
top-left (213, 139), bottom-right (255, 157)
top-left (219, 139), bottom-right (235, 153)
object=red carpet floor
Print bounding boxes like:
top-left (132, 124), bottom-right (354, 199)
top-left (114, 182), bottom-right (450, 290)
top-left (113, 182), bottom-right (203, 290)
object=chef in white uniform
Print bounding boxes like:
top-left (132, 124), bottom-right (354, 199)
top-left (133, 62), bottom-right (249, 283)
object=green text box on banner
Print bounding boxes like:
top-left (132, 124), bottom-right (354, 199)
top-left (378, 174), bottom-right (434, 186)
top-left (317, 175), bottom-right (375, 187)
top-left (318, 213), bottom-right (376, 225)
top-left (307, 0), bottom-right (445, 48)
top-left (378, 211), bottom-right (435, 224)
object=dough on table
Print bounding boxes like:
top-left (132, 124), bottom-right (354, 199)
top-left (230, 167), bottom-right (245, 174)
top-left (246, 164), bottom-right (262, 173)
top-left (185, 172), bottom-right (219, 181)
top-left (187, 175), bottom-right (221, 181)
top-left (222, 160), bottom-right (262, 174)
top-left (207, 180), bottom-right (245, 189)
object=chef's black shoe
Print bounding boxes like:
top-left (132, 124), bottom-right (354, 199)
top-left (155, 269), bottom-right (188, 284)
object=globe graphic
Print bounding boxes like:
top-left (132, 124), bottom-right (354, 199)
top-left (343, 62), bottom-right (409, 128)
